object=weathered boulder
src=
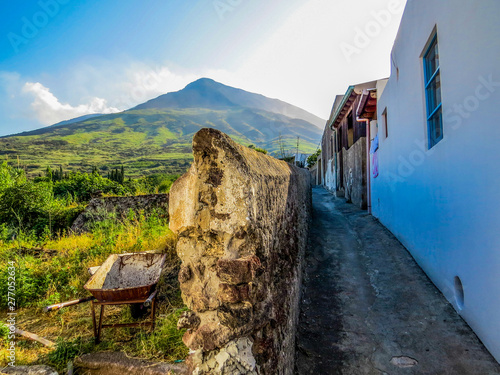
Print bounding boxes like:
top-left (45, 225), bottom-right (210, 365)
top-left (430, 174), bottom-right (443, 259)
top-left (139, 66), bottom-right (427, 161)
top-left (71, 194), bottom-right (168, 233)
top-left (169, 128), bottom-right (311, 374)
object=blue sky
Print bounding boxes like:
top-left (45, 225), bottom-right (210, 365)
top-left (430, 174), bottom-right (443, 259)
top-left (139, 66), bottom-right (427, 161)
top-left (0, 0), bottom-right (406, 136)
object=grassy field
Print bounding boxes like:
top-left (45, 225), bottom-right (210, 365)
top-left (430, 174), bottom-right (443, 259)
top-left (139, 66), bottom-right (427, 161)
top-left (0, 107), bottom-right (321, 178)
top-left (0, 211), bottom-right (188, 373)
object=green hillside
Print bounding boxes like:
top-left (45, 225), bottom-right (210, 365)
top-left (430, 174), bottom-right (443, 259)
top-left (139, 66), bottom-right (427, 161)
top-left (0, 107), bottom-right (322, 178)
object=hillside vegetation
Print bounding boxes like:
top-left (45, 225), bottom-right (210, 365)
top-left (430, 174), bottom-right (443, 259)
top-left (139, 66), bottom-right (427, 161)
top-left (0, 162), bottom-right (186, 371)
top-left (0, 78), bottom-right (324, 371)
top-left (1, 79), bottom-right (323, 178)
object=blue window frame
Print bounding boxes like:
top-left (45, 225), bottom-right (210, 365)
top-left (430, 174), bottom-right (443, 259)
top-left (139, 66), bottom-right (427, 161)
top-left (423, 34), bottom-right (443, 148)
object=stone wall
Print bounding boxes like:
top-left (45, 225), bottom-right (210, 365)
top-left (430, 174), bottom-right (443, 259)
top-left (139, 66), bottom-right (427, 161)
top-left (71, 194), bottom-right (168, 233)
top-left (343, 137), bottom-right (367, 209)
top-left (169, 128), bottom-right (311, 375)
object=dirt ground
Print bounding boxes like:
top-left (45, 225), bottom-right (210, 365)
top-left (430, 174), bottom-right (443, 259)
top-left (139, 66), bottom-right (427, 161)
top-left (295, 187), bottom-right (500, 375)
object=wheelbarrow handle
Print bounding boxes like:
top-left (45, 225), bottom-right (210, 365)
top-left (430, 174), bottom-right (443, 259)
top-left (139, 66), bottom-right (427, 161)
top-left (44, 296), bottom-right (96, 312)
top-left (144, 290), bottom-right (158, 307)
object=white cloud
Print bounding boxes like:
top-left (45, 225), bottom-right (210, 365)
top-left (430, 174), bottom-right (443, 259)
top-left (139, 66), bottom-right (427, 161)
top-left (111, 63), bottom-right (200, 109)
top-left (1, 64), bottom-right (212, 132)
top-left (22, 82), bottom-right (120, 125)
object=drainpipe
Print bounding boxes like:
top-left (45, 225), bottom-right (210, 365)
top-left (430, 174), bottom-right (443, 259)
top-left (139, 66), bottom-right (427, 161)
top-left (356, 90), bottom-right (373, 213)
top-left (358, 117), bottom-right (371, 213)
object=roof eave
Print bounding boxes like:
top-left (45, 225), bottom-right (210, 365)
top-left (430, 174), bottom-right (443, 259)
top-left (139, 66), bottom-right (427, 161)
top-left (329, 86), bottom-right (355, 130)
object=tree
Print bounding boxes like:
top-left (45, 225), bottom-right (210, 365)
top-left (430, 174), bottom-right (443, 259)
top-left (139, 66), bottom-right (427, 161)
top-left (45, 166), bottom-right (53, 181)
top-left (307, 149), bottom-right (321, 167)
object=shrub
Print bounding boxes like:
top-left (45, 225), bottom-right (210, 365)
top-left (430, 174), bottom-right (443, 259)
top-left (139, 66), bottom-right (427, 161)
top-left (135, 174), bottom-right (180, 194)
top-left (53, 172), bottom-right (128, 202)
top-left (0, 180), bottom-right (83, 237)
top-left (0, 162), bottom-right (25, 193)
top-left (307, 149), bottom-right (321, 167)
top-left (0, 181), bottom-right (54, 234)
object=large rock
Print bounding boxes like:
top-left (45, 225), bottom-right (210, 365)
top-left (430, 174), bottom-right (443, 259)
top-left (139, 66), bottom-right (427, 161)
top-left (71, 194), bottom-right (168, 233)
top-left (169, 128), bottom-right (311, 374)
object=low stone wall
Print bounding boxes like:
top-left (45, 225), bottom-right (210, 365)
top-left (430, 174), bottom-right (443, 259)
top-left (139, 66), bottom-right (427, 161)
top-left (71, 194), bottom-right (168, 233)
top-left (169, 128), bottom-right (311, 375)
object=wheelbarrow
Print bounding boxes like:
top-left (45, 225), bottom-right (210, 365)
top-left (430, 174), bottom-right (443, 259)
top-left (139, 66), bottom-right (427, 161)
top-left (45, 252), bottom-right (166, 343)
top-left (84, 252), bottom-right (167, 343)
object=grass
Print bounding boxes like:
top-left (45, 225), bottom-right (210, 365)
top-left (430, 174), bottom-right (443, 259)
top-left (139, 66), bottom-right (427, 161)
top-left (0, 107), bottom-right (321, 178)
top-left (0, 211), bottom-right (188, 372)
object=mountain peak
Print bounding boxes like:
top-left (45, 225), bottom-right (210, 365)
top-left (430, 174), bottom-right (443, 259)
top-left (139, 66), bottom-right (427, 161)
top-left (133, 77), bottom-right (236, 110)
top-left (134, 78), bottom-right (325, 127)
top-left (186, 77), bottom-right (218, 87)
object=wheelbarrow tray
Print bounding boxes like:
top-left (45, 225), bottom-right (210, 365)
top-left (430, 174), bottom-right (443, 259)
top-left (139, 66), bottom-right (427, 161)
top-left (84, 252), bottom-right (166, 302)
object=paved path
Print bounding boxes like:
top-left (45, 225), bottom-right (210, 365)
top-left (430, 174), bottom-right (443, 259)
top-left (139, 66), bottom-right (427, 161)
top-left (295, 187), bottom-right (500, 375)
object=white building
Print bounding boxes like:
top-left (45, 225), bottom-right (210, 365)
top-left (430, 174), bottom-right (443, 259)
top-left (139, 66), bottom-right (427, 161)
top-left (371, 0), bottom-right (500, 362)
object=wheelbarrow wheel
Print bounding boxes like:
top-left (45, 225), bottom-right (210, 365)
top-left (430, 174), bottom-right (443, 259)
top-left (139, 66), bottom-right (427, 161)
top-left (130, 303), bottom-right (149, 319)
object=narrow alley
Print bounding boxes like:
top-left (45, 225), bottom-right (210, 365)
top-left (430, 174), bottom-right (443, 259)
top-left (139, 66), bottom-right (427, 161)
top-left (295, 187), bottom-right (500, 375)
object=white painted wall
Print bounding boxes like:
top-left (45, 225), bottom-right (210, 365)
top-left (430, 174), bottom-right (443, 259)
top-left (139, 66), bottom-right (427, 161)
top-left (323, 159), bottom-right (336, 192)
top-left (372, 0), bottom-right (500, 362)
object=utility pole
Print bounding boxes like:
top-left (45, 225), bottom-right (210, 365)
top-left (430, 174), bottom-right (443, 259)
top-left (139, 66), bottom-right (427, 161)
top-left (278, 133), bottom-right (285, 159)
top-left (296, 136), bottom-right (300, 165)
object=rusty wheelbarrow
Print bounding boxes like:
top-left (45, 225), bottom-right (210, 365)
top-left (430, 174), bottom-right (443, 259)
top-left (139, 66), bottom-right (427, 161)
top-left (83, 252), bottom-right (167, 343)
top-left (45, 252), bottom-right (167, 343)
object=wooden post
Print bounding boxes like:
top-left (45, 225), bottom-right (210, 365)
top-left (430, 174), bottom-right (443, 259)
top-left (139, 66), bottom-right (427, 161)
top-left (15, 328), bottom-right (55, 347)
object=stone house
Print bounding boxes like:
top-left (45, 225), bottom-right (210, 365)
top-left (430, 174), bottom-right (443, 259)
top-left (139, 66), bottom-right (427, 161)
top-left (317, 80), bottom-right (386, 210)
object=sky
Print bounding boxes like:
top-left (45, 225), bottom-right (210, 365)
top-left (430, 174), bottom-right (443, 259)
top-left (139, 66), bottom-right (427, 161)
top-left (0, 0), bottom-right (407, 136)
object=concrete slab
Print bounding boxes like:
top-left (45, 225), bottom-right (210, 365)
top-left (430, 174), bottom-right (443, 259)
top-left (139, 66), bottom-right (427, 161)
top-left (295, 187), bottom-right (500, 374)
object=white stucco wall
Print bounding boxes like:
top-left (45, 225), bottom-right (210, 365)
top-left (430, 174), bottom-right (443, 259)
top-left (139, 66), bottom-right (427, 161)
top-left (372, 0), bottom-right (500, 362)
top-left (323, 159), bottom-right (336, 192)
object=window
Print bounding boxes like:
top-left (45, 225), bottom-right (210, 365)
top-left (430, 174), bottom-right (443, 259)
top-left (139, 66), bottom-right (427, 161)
top-left (382, 108), bottom-right (388, 138)
top-left (423, 33), bottom-right (443, 148)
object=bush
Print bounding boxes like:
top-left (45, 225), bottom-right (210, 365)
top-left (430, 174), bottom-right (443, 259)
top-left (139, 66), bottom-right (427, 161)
top-left (53, 172), bottom-right (129, 202)
top-left (248, 145), bottom-right (267, 154)
top-left (136, 173), bottom-right (180, 194)
top-left (0, 181), bottom-right (54, 234)
top-left (307, 149), bottom-right (321, 167)
top-left (0, 180), bottom-right (83, 237)
top-left (0, 162), bottom-right (25, 193)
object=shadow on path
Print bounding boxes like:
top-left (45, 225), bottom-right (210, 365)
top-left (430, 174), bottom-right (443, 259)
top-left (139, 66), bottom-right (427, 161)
top-left (295, 187), bottom-right (500, 375)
